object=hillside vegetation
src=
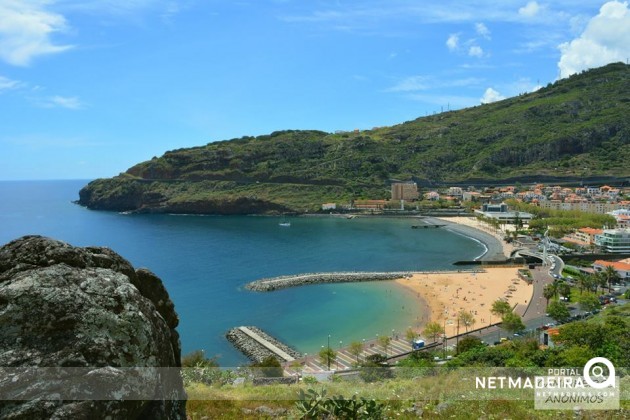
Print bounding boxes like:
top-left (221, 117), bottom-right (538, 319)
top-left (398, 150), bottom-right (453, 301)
top-left (79, 63), bottom-right (630, 214)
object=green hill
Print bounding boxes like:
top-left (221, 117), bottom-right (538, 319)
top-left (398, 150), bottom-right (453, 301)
top-left (79, 63), bottom-right (630, 214)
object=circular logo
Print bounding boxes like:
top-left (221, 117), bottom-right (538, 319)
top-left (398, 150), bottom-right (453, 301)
top-left (583, 357), bottom-right (615, 389)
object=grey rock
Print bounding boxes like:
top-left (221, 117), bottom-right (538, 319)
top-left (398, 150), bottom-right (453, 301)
top-left (435, 401), bottom-right (451, 413)
top-left (0, 236), bottom-right (186, 419)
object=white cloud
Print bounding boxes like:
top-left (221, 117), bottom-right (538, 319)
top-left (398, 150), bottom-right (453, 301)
top-left (519, 1), bottom-right (541, 18)
top-left (469, 45), bottom-right (484, 57)
top-left (475, 22), bottom-right (491, 39)
top-left (0, 75), bottom-right (22, 91)
top-left (43, 95), bottom-right (84, 110)
top-left (558, 0), bottom-right (630, 78)
top-left (446, 33), bottom-right (459, 51)
top-left (387, 75), bottom-right (484, 93)
top-left (0, 0), bottom-right (73, 66)
top-left (480, 87), bottom-right (505, 103)
top-left (388, 76), bottom-right (430, 92)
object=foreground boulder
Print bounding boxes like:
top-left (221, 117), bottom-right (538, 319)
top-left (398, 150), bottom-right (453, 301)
top-left (0, 236), bottom-right (186, 419)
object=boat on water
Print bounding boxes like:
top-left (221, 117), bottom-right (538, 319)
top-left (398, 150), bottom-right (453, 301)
top-left (279, 221), bottom-right (291, 227)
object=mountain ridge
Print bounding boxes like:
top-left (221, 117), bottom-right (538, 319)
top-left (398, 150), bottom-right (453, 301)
top-left (79, 62), bottom-right (630, 214)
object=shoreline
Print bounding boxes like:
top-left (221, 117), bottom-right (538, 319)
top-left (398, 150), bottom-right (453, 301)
top-left (430, 216), bottom-right (514, 261)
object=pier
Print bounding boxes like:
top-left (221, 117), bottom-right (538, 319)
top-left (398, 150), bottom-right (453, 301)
top-left (226, 326), bottom-right (302, 363)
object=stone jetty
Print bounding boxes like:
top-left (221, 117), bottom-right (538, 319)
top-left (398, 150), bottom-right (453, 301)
top-left (245, 271), bottom-right (414, 292)
top-left (226, 326), bottom-right (302, 363)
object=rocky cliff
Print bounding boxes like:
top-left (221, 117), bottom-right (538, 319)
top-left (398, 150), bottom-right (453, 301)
top-left (0, 236), bottom-right (186, 419)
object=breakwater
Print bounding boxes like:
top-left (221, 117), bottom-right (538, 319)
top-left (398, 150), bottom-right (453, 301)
top-left (226, 326), bottom-right (302, 363)
top-left (244, 271), bottom-right (416, 292)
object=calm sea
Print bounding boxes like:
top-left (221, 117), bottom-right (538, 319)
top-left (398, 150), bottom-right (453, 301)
top-left (0, 180), bottom-right (484, 365)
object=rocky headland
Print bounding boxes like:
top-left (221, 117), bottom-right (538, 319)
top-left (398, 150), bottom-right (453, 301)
top-left (0, 236), bottom-right (186, 419)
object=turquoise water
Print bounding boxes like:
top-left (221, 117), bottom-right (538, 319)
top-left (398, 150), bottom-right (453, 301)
top-left (0, 180), bottom-right (484, 365)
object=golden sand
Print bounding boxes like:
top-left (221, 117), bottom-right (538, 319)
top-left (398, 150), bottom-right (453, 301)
top-left (396, 267), bottom-right (533, 338)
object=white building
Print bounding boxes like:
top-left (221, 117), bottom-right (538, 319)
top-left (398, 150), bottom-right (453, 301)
top-left (474, 203), bottom-right (534, 224)
top-left (595, 229), bottom-right (630, 253)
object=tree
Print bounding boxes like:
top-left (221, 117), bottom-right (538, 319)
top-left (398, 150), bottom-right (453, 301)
top-left (405, 328), bottom-right (419, 342)
top-left (547, 301), bottom-right (571, 323)
top-left (602, 265), bottom-right (620, 292)
top-left (423, 321), bottom-right (444, 343)
top-left (458, 310), bottom-right (476, 333)
top-left (557, 283), bottom-right (571, 301)
top-left (318, 347), bottom-right (336, 371)
top-left (543, 284), bottom-right (556, 307)
top-left (491, 299), bottom-right (512, 318)
top-left (377, 335), bottom-right (392, 358)
top-left (348, 341), bottom-right (364, 364)
top-left (250, 356), bottom-right (283, 377)
top-left (578, 294), bottom-right (601, 312)
top-left (181, 350), bottom-right (219, 368)
top-left (593, 271), bottom-right (607, 293)
top-left (576, 273), bottom-right (592, 295)
top-left (501, 312), bottom-right (526, 335)
top-left (457, 336), bottom-right (484, 354)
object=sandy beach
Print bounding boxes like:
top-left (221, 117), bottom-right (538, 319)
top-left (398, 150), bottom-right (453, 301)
top-left (396, 267), bottom-right (533, 338)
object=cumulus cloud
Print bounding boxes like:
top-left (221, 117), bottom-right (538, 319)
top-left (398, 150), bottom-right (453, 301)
top-left (519, 1), bottom-right (541, 18)
top-left (475, 22), bottom-right (491, 40)
top-left (446, 33), bottom-right (459, 51)
top-left (0, 0), bottom-right (74, 66)
top-left (469, 45), bottom-right (484, 57)
top-left (558, 1), bottom-right (630, 78)
top-left (480, 87), bottom-right (505, 104)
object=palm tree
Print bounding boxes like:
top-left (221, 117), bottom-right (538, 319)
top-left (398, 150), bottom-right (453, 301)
top-left (603, 265), bottom-right (620, 293)
top-left (594, 271), bottom-right (608, 294)
top-left (576, 272), bottom-right (590, 295)
top-left (543, 284), bottom-right (556, 307)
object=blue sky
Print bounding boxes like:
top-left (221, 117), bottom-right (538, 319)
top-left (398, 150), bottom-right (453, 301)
top-left (1, 0), bottom-right (629, 180)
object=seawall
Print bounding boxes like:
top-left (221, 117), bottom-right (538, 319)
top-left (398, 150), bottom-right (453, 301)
top-left (244, 271), bottom-right (416, 292)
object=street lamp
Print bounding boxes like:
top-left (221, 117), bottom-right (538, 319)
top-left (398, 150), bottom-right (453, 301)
top-left (327, 335), bottom-right (331, 370)
top-left (338, 341), bottom-right (342, 370)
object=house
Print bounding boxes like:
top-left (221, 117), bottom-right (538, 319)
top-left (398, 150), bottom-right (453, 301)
top-left (425, 191), bottom-right (440, 201)
top-left (447, 186), bottom-right (463, 199)
top-left (540, 328), bottom-right (560, 348)
top-left (593, 260), bottom-right (630, 280)
top-left (574, 228), bottom-right (603, 246)
top-left (321, 203), bottom-right (337, 211)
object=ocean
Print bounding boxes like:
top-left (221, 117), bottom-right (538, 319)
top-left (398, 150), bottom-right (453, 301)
top-left (0, 180), bottom-right (484, 365)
